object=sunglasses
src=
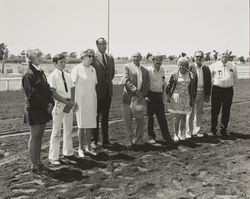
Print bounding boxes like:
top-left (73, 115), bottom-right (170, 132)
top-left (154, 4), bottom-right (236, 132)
top-left (195, 56), bottom-right (203, 58)
top-left (86, 55), bottom-right (94, 58)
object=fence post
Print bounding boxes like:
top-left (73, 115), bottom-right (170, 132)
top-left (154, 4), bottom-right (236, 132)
top-left (6, 79), bottom-right (9, 91)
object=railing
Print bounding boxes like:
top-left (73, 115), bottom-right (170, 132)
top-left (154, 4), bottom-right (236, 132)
top-left (0, 72), bottom-right (250, 91)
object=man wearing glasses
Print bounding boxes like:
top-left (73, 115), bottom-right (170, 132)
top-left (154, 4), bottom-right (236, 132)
top-left (92, 38), bottom-right (115, 148)
top-left (187, 50), bottom-right (211, 137)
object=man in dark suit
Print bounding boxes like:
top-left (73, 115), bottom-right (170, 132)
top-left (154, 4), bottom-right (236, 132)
top-left (92, 38), bottom-right (115, 147)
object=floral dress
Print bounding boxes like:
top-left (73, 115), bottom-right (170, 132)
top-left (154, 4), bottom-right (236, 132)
top-left (168, 72), bottom-right (191, 114)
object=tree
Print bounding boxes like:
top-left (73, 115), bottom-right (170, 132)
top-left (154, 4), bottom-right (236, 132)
top-left (69, 52), bottom-right (77, 59)
top-left (0, 43), bottom-right (8, 74)
top-left (61, 51), bottom-right (68, 57)
top-left (146, 52), bottom-right (152, 60)
top-left (168, 55), bottom-right (175, 63)
top-left (239, 56), bottom-right (245, 64)
top-left (212, 50), bottom-right (218, 61)
top-left (205, 52), bottom-right (211, 62)
top-left (45, 53), bottom-right (52, 60)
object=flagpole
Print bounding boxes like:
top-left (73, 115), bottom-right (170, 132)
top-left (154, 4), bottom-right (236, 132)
top-left (107, 0), bottom-right (110, 54)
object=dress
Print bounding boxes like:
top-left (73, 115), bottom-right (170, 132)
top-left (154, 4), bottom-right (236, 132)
top-left (168, 72), bottom-right (191, 114)
top-left (22, 64), bottom-right (54, 125)
top-left (71, 63), bottom-right (97, 128)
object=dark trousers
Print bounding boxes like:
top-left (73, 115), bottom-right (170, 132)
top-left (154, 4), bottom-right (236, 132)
top-left (211, 86), bottom-right (233, 133)
top-left (93, 89), bottom-right (112, 144)
top-left (147, 91), bottom-right (172, 141)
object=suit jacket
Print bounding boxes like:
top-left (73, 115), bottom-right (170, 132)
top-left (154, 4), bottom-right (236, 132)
top-left (166, 70), bottom-right (197, 107)
top-left (22, 63), bottom-right (54, 110)
top-left (122, 63), bottom-right (150, 104)
top-left (190, 64), bottom-right (212, 97)
top-left (92, 52), bottom-right (115, 99)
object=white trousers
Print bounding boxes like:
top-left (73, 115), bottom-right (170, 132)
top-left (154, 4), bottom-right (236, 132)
top-left (186, 90), bottom-right (205, 136)
top-left (49, 101), bottom-right (74, 161)
top-left (123, 103), bottom-right (144, 145)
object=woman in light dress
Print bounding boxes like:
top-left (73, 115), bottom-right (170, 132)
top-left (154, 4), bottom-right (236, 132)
top-left (166, 57), bottom-right (196, 142)
top-left (71, 49), bottom-right (97, 157)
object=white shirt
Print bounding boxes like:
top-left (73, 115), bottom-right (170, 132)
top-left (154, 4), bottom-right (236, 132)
top-left (210, 61), bottom-right (238, 88)
top-left (48, 68), bottom-right (73, 98)
top-left (195, 63), bottom-right (204, 91)
top-left (148, 66), bottom-right (165, 92)
top-left (133, 64), bottom-right (142, 91)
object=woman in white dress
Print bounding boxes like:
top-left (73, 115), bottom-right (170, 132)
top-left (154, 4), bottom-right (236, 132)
top-left (71, 49), bottom-right (97, 157)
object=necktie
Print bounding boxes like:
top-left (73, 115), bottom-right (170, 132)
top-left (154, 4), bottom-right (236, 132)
top-left (102, 54), bottom-right (108, 70)
top-left (62, 71), bottom-right (68, 92)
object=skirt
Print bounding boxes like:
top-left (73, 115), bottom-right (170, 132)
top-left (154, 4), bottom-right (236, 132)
top-left (24, 109), bottom-right (52, 125)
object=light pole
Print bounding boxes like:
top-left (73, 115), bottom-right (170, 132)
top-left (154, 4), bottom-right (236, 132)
top-left (107, 0), bottom-right (110, 54)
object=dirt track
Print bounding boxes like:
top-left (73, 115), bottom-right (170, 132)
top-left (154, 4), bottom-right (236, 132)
top-left (0, 80), bottom-right (250, 198)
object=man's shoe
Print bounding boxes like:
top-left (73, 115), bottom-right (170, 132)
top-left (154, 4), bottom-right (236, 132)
top-left (147, 137), bottom-right (156, 144)
top-left (78, 149), bottom-right (85, 158)
top-left (85, 147), bottom-right (97, 156)
top-left (49, 160), bottom-right (61, 165)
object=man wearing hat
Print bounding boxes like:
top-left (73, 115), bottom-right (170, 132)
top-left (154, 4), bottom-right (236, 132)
top-left (91, 37), bottom-right (115, 148)
top-left (122, 52), bottom-right (150, 147)
top-left (147, 53), bottom-right (175, 145)
top-left (210, 50), bottom-right (238, 137)
top-left (48, 54), bottom-right (76, 165)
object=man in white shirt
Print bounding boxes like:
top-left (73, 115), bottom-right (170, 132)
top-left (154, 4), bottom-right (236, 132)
top-left (48, 54), bottom-right (75, 165)
top-left (147, 54), bottom-right (175, 146)
top-left (210, 50), bottom-right (238, 137)
top-left (186, 50), bottom-right (211, 137)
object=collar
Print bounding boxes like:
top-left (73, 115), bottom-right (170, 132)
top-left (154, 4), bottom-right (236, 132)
top-left (195, 63), bottom-right (203, 69)
top-left (153, 66), bottom-right (163, 72)
top-left (55, 68), bottom-right (64, 73)
top-left (132, 63), bottom-right (142, 69)
top-left (32, 64), bottom-right (41, 71)
top-left (97, 50), bottom-right (106, 56)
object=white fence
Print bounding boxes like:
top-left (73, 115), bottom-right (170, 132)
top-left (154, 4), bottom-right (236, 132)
top-left (1, 71), bottom-right (250, 91)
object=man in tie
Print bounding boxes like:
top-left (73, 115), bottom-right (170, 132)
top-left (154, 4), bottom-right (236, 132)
top-left (48, 54), bottom-right (76, 165)
top-left (92, 38), bottom-right (115, 148)
top-left (210, 50), bottom-right (238, 137)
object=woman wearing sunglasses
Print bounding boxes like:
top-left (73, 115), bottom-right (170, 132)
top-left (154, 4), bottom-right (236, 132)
top-left (166, 57), bottom-right (197, 142)
top-left (71, 49), bottom-right (98, 157)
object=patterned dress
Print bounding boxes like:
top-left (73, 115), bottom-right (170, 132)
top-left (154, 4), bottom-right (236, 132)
top-left (168, 72), bottom-right (191, 114)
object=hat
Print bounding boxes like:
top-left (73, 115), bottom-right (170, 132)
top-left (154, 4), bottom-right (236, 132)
top-left (148, 53), bottom-right (165, 61)
top-left (220, 50), bottom-right (231, 57)
top-left (130, 97), bottom-right (147, 118)
top-left (131, 52), bottom-right (142, 58)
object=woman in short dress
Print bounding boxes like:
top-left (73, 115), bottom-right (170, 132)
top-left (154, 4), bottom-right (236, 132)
top-left (71, 49), bottom-right (97, 157)
top-left (166, 57), bottom-right (196, 141)
top-left (22, 49), bottom-right (54, 174)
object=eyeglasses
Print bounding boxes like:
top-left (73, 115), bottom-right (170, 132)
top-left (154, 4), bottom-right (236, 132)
top-left (195, 56), bottom-right (203, 58)
top-left (86, 55), bottom-right (94, 58)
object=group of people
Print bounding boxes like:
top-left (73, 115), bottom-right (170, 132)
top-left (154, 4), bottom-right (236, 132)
top-left (21, 37), bottom-right (238, 174)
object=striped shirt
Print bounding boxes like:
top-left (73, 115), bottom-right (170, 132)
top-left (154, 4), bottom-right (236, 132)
top-left (148, 66), bottom-right (165, 93)
top-left (210, 61), bottom-right (238, 88)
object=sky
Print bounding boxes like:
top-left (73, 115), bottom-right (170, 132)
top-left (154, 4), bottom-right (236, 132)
top-left (0, 0), bottom-right (249, 58)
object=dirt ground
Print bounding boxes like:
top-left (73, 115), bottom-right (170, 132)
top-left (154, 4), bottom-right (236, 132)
top-left (0, 80), bottom-right (250, 199)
